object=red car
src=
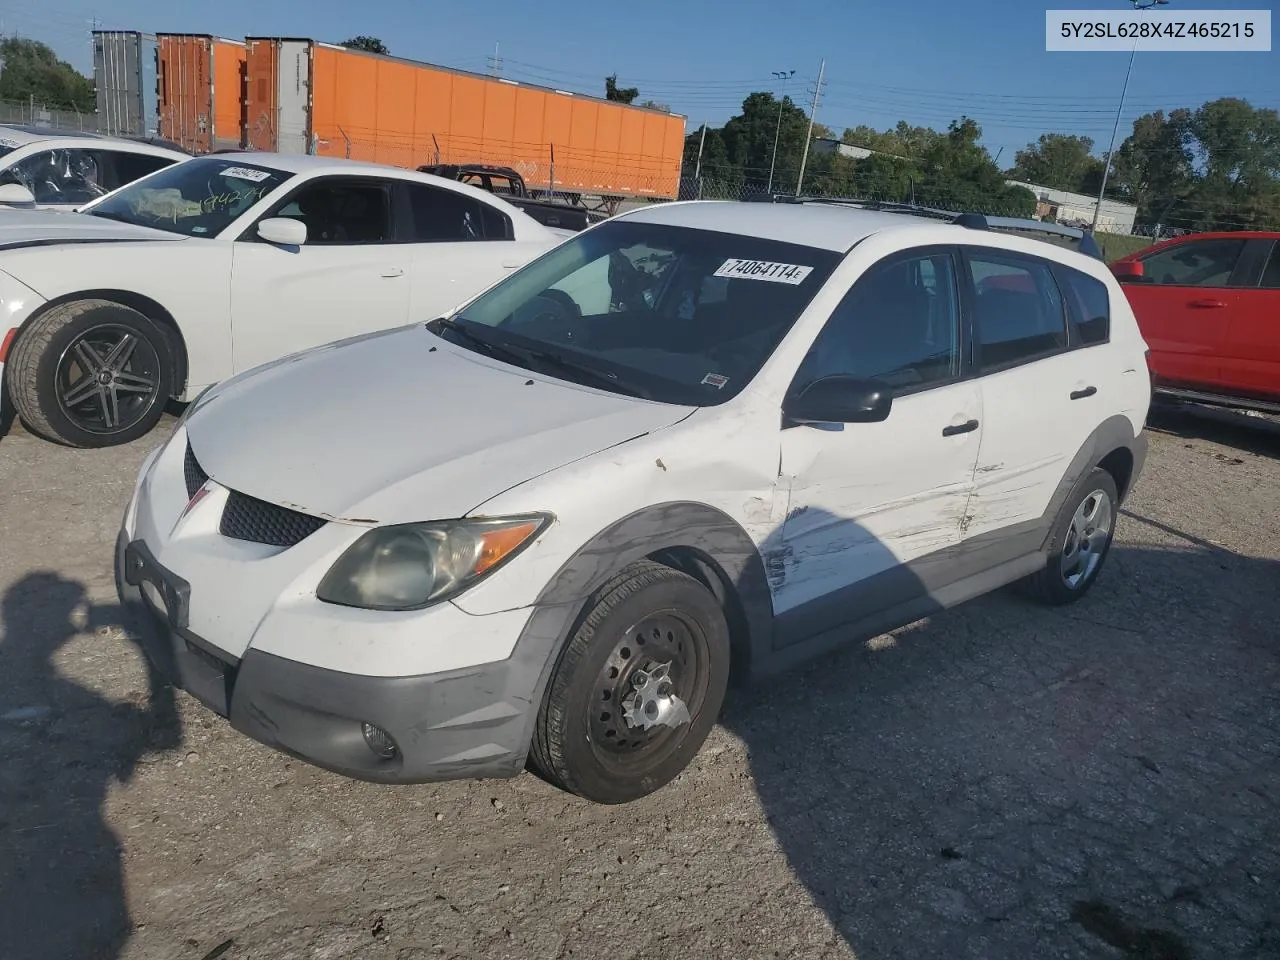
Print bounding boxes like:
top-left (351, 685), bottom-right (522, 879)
top-left (1110, 231), bottom-right (1280, 414)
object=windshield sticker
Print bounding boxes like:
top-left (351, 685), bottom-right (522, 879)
top-left (220, 166), bottom-right (272, 183)
top-left (701, 373), bottom-right (729, 389)
top-left (714, 259), bottom-right (813, 284)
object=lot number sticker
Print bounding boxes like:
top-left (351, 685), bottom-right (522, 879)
top-left (220, 166), bottom-right (272, 183)
top-left (714, 258), bottom-right (813, 284)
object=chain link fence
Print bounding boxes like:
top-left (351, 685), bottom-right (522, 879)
top-left (0, 98), bottom-right (100, 132)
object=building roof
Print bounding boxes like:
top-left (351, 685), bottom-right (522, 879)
top-left (617, 199), bottom-right (942, 251)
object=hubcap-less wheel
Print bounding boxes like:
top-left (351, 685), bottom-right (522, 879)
top-left (1060, 487), bottom-right (1114, 589)
top-left (589, 610), bottom-right (709, 769)
top-left (55, 323), bottom-right (162, 435)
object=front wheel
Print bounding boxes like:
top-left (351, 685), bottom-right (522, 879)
top-left (529, 560), bottom-right (731, 804)
top-left (1017, 466), bottom-right (1119, 606)
top-left (7, 299), bottom-right (175, 447)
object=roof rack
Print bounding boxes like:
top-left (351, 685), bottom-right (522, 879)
top-left (751, 195), bottom-right (1105, 261)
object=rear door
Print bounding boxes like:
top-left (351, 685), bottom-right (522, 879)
top-left (1121, 236), bottom-right (1251, 392)
top-left (1219, 239), bottom-right (1280, 400)
top-left (395, 180), bottom-right (544, 321)
top-left (961, 246), bottom-right (1111, 542)
top-left (229, 175), bottom-right (412, 371)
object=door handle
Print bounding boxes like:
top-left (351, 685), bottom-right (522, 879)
top-left (381, 267), bottom-right (404, 278)
top-left (1070, 386), bottom-right (1097, 400)
top-left (1188, 298), bottom-right (1225, 308)
top-left (942, 419), bottom-right (979, 437)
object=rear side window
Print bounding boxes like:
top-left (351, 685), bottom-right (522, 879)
top-left (1056, 266), bottom-right (1111, 347)
top-left (403, 182), bottom-right (512, 241)
top-left (106, 151), bottom-right (177, 190)
top-left (966, 252), bottom-right (1068, 371)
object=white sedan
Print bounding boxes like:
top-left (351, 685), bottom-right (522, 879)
top-left (0, 124), bottom-right (189, 211)
top-left (0, 152), bottom-right (566, 447)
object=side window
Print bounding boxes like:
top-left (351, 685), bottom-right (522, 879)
top-left (9, 148), bottom-right (108, 204)
top-left (404, 182), bottom-right (512, 241)
top-left (1056, 266), bottom-right (1111, 347)
top-left (104, 151), bottom-right (177, 190)
top-left (1260, 243), bottom-right (1280, 289)
top-left (968, 252), bottom-right (1068, 371)
top-left (270, 179), bottom-right (391, 244)
top-left (1139, 238), bottom-right (1245, 287)
top-left (795, 251), bottom-right (961, 393)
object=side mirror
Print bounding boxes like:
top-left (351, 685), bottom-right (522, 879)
top-left (0, 183), bottom-right (36, 207)
top-left (783, 376), bottom-right (893, 425)
top-left (257, 217), bottom-right (307, 246)
top-left (1110, 260), bottom-right (1144, 282)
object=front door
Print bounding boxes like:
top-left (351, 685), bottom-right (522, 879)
top-left (774, 247), bottom-right (982, 639)
top-left (1122, 235), bottom-right (1253, 392)
top-left (230, 175), bottom-right (411, 372)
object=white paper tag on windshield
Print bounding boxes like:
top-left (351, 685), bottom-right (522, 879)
top-left (714, 259), bottom-right (813, 284)
top-left (220, 166), bottom-right (271, 183)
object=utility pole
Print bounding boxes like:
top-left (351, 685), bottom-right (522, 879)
top-left (794, 58), bottom-right (825, 196)
top-left (488, 41), bottom-right (502, 76)
top-left (767, 69), bottom-right (794, 194)
top-left (694, 122), bottom-right (707, 199)
top-left (1092, 0), bottom-right (1169, 231)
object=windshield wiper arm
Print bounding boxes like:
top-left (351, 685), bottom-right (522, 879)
top-left (498, 343), bottom-right (652, 400)
top-left (428, 317), bottom-right (651, 400)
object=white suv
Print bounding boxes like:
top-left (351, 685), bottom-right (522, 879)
top-left (115, 199), bottom-right (1151, 805)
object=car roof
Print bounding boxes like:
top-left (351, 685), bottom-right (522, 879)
top-left (617, 200), bottom-right (943, 252)
top-left (0, 124), bottom-right (189, 156)
top-left (197, 151), bottom-right (433, 176)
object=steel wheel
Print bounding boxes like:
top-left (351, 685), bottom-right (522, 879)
top-left (1059, 486), bottom-right (1114, 589)
top-left (55, 323), bottom-right (162, 435)
top-left (588, 609), bottom-right (711, 773)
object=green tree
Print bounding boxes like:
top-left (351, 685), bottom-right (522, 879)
top-left (719, 91), bottom-right (810, 188)
top-left (1009, 133), bottom-right (1103, 193)
top-left (1110, 109), bottom-right (1196, 226)
top-left (1185, 98), bottom-right (1280, 230)
top-left (339, 36), bottom-right (389, 55)
top-left (0, 37), bottom-right (94, 111)
top-left (605, 75), bottom-right (638, 104)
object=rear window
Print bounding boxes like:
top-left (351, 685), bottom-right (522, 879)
top-left (1056, 266), bottom-right (1111, 347)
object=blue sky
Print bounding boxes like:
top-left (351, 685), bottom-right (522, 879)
top-left (7, 0), bottom-right (1277, 160)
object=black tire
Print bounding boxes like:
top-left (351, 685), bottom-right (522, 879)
top-left (529, 560), bottom-right (731, 804)
top-left (1017, 466), bottom-right (1120, 606)
top-left (7, 299), bottom-right (175, 448)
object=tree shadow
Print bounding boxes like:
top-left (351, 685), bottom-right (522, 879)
top-left (0, 572), bottom-right (183, 960)
top-left (720, 506), bottom-right (1280, 959)
top-left (1146, 398), bottom-right (1280, 460)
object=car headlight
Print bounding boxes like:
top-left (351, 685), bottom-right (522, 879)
top-left (316, 514), bottom-right (552, 610)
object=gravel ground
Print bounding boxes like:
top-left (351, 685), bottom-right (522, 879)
top-left (1, 402), bottom-right (1278, 960)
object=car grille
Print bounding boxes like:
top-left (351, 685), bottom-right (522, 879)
top-left (218, 490), bottom-right (327, 547)
top-left (184, 442), bottom-right (209, 499)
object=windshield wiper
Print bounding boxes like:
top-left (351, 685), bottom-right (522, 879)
top-left (428, 317), bottom-right (651, 400)
top-left (427, 317), bottom-right (533, 367)
top-left (499, 342), bottom-right (652, 400)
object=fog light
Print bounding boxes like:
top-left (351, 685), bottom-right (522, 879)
top-left (361, 722), bottom-right (398, 760)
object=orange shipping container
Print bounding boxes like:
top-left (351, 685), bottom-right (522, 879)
top-left (157, 34), bottom-right (246, 152)
top-left (243, 38), bottom-right (686, 200)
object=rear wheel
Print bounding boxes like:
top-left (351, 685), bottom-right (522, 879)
top-left (8, 299), bottom-right (174, 447)
top-left (530, 560), bottom-right (731, 804)
top-left (1018, 466), bottom-right (1119, 605)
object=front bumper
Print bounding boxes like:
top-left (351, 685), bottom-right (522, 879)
top-left (114, 529), bottom-right (540, 784)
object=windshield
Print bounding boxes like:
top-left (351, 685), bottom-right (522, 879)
top-left (432, 219), bottom-right (842, 405)
top-left (84, 156), bottom-right (293, 237)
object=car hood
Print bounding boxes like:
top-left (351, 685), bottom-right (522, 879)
top-left (185, 325), bottom-right (695, 525)
top-left (0, 209), bottom-right (184, 250)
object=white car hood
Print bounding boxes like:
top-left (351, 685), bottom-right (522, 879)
top-left (0, 209), bottom-right (184, 249)
top-left (185, 325), bottom-right (694, 524)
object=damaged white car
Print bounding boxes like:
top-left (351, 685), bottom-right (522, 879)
top-left (116, 200), bottom-right (1151, 804)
